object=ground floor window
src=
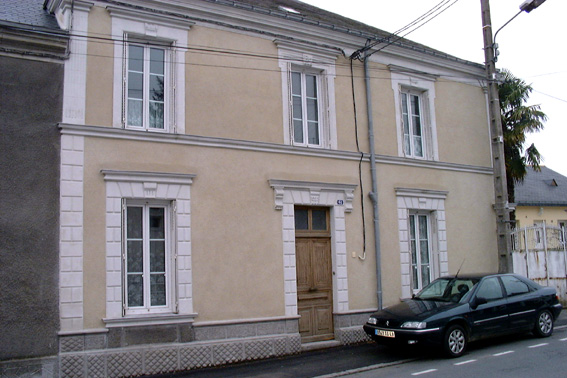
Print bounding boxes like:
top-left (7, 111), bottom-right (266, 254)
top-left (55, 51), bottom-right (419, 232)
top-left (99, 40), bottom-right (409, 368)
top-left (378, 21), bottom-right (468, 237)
top-left (395, 188), bottom-right (448, 298)
top-left (125, 202), bottom-right (171, 314)
top-left (102, 170), bottom-right (195, 323)
top-left (409, 213), bottom-right (432, 291)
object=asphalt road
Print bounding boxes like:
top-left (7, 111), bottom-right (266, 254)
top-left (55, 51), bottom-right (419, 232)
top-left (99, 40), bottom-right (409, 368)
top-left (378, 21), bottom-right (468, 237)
top-left (344, 324), bottom-right (567, 378)
top-left (154, 312), bottom-right (567, 378)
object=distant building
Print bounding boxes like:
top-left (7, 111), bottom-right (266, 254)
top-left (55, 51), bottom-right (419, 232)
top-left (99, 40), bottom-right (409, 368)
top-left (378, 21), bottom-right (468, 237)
top-left (514, 166), bottom-right (567, 232)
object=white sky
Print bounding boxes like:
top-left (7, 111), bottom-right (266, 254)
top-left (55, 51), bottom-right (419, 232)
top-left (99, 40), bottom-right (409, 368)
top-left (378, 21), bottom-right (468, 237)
top-left (302, 0), bottom-right (567, 176)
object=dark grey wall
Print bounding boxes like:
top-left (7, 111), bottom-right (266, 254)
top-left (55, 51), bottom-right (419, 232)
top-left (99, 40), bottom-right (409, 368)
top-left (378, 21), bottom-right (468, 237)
top-left (0, 56), bottom-right (63, 359)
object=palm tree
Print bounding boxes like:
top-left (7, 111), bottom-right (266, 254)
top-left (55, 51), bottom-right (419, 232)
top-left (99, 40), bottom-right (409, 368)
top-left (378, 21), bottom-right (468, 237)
top-left (498, 69), bottom-right (547, 214)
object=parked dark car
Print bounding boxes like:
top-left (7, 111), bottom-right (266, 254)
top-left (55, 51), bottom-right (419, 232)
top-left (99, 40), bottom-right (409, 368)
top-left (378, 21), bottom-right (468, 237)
top-left (363, 273), bottom-right (562, 357)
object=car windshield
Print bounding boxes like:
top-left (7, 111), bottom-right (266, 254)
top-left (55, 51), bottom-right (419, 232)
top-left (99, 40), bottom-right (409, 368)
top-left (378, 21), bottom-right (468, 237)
top-left (415, 277), bottom-right (480, 303)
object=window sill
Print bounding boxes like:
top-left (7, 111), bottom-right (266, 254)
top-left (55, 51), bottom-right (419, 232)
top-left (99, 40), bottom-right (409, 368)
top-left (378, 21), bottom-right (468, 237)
top-left (103, 313), bottom-right (197, 328)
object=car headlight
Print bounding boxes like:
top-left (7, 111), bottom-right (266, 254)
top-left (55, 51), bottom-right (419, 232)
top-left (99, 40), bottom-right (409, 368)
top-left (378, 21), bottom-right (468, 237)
top-left (368, 317), bottom-right (377, 325)
top-left (401, 321), bottom-right (427, 329)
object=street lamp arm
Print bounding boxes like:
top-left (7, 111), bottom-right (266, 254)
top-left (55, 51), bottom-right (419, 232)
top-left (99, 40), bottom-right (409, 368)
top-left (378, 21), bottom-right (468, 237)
top-left (493, 10), bottom-right (522, 44)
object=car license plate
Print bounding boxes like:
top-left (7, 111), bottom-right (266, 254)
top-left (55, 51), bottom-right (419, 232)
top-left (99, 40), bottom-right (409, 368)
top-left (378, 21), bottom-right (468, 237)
top-left (375, 329), bottom-right (395, 338)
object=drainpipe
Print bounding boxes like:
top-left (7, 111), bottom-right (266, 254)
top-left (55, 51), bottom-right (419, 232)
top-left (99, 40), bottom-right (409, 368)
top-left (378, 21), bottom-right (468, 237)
top-left (364, 53), bottom-right (383, 310)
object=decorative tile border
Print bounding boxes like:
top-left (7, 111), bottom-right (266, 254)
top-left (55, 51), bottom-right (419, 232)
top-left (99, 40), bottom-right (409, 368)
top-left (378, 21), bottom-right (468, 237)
top-left (59, 334), bottom-right (301, 378)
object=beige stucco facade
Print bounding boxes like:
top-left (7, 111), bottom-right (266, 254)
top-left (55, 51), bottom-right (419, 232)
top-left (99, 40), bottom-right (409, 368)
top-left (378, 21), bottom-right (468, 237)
top-left (51, 0), bottom-right (499, 375)
top-left (515, 206), bottom-right (567, 229)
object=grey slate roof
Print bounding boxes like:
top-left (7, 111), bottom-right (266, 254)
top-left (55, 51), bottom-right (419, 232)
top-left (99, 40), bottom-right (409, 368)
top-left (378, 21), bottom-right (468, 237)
top-left (0, 0), bottom-right (60, 31)
top-left (515, 166), bottom-right (567, 206)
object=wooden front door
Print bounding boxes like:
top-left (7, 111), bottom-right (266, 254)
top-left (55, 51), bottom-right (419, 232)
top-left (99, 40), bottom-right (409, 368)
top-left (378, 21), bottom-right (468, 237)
top-left (295, 207), bottom-right (334, 343)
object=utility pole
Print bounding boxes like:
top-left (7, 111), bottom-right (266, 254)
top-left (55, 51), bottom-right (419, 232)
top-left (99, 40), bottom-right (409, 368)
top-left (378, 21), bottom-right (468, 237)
top-left (480, 0), bottom-right (512, 273)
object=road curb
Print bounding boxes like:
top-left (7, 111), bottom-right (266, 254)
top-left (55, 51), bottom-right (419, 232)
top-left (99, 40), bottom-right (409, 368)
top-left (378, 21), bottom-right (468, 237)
top-left (313, 359), bottom-right (416, 378)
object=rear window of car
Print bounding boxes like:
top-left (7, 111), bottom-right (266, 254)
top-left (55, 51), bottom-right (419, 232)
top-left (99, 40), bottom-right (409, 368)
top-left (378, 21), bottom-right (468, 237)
top-left (501, 275), bottom-right (532, 296)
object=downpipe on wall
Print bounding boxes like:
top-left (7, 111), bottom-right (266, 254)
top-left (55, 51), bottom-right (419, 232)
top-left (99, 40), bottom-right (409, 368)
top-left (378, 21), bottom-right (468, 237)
top-left (364, 54), bottom-right (383, 310)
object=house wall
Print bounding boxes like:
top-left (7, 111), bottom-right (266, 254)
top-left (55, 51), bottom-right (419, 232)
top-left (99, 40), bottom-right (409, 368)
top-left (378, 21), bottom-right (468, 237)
top-left (0, 55), bottom-right (63, 368)
top-left (53, 1), bottom-right (499, 376)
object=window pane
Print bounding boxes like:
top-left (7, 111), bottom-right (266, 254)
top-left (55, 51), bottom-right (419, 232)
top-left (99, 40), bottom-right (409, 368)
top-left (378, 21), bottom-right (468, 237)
top-left (501, 275), bottom-right (529, 296)
top-left (476, 277), bottom-right (504, 300)
top-left (295, 208), bottom-right (308, 230)
top-left (149, 208), bottom-right (165, 238)
top-left (127, 207), bottom-right (143, 238)
top-left (150, 274), bottom-right (166, 306)
top-left (404, 134), bottom-right (411, 156)
top-left (128, 45), bottom-right (144, 72)
top-left (312, 209), bottom-right (327, 230)
top-left (421, 265), bottom-right (430, 287)
top-left (293, 120), bottom-right (304, 144)
top-left (128, 72), bottom-right (143, 100)
top-left (292, 96), bottom-right (303, 120)
top-left (150, 48), bottom-right (165, 75)
top-left (127, 274), bottom-right (144, 307)
top-left (150, 75), bottom-right (164, 101)
top-left (411, 95), bottom-right (420, 116)
top-left (306, 75), bottom-right (317, 98)
top-left (127, 241), bottom-right (143, 272)
top-left (150, 241), bottom-right (165, 272)
top-left (418, 215), bottom-right (428, 236)
top-left (414, 136), bottom-right (423, 157)
top-left (128, 100), bottom-right (143, 127)
top-left (149, 102), bottom-right (164, 129)
top-left (420, 241), bottom-right (429, 263)
top-left (291, 72), bottom-right (301, 95)
top-left (308, 122), bottom-right (319, 145)
top-left (307, 98), bottom-right (318, 122)
top-left (412, 264), bottom-right (418, 290)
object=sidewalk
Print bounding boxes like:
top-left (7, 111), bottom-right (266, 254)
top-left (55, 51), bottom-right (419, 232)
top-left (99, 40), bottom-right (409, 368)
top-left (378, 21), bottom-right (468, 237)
top-left (157, 311), bottom-right (567, 378)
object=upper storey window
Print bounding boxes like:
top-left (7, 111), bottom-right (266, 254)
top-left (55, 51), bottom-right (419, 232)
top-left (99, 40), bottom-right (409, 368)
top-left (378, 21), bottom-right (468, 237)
top-left (401, 90), bottom-right (424, 158)
top-left (391, 68), bottom-right (439, 161)
top-left (276, 40), bottom-right (339, 150)
top-left (127, 43), bottom-right (167, 130)
top-left (108, 6), bottom-right (192, 133)
top-left (291, 70), bottom-right (321, 146)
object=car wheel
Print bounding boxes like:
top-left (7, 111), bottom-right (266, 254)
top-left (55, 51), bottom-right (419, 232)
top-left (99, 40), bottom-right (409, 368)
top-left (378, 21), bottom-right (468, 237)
top-left (444, 324), bottom-right (467, 358)
top-left (533, 309), bottom-right (554, 337)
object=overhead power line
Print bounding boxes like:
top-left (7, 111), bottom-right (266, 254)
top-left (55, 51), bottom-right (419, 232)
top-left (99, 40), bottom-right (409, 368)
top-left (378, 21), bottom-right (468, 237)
top-left (351, 0), bottom-right (462, 60)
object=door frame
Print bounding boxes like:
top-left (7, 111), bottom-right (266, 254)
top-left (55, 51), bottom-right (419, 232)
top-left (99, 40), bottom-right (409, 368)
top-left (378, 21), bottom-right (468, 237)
top-left (269, 180), bottom-right (357, 320)
top-left (295, 207), bottom-right (334, 342)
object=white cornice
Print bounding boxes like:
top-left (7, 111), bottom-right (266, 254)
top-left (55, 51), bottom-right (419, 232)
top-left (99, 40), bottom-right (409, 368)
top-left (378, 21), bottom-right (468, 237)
top-left (395, 187), bottom-right (449, 199)
top-left (101, 170), bottom-right (196, 185)
top-left (59, 123), bottom-right (493, 175)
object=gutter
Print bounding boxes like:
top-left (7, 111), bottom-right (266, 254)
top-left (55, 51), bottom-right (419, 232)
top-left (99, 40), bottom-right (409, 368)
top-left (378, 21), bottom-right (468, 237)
top-left (364, 54), bottom-right (383, 310)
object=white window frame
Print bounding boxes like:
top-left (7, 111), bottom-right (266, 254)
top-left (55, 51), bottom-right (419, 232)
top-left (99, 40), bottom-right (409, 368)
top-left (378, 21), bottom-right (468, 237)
top-left (290, 68), bottom-right (323, 147)
top-left (391, 69), bottom-right (439, 161)
top-left (401, 89), bottom-right (426, 158)
top-left (125, 41), bottom-right (170, 131)
top-left (123, 200), bottom-right (174, 315)
top-left (109, 7), bottom-right (192, 134)
top-left (409, 212), bottom-right (433, 291)
top-left (276, 39), bottom-right (339, 150)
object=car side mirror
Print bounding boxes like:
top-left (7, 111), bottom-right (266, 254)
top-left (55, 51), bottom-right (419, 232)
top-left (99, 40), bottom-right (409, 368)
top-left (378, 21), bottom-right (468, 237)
top-left (471, 296), bottom-right (487, 309)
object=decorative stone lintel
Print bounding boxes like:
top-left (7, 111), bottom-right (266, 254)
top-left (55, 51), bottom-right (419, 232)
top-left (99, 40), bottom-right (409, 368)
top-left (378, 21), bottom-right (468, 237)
top-left (268, 179), bottom-right (357, 213)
